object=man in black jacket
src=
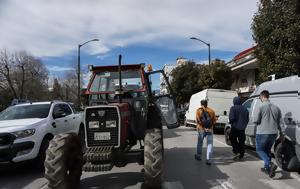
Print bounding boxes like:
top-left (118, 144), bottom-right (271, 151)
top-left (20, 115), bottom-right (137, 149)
top-left (229, 96), bottom-right (249, 160)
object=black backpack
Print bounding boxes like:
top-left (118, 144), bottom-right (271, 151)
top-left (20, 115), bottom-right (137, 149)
top-left (200, 109), bottom-right (212, 129)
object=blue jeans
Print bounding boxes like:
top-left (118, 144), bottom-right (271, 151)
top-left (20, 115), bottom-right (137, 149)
top-left (256, 134), bottom-right (277, 170)
top-left (196, 130), bottom-right (213, 160)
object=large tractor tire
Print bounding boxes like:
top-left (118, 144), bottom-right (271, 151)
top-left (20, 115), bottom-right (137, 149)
top-left (36, 137), bottom-right (51, 171)
top-left (78, 126), bottom-right (86, 153)
top-left (143, 128), bottom-right (163, 189)
top-left (44, 133), bottom-right (83, 189)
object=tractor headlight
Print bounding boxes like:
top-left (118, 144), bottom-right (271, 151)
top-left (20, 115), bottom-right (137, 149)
top-left (89, 121), bottom-right (99, 129)
top-left (12, 129), bottom-right (35, 139)
top-left (106, 120), bottom-right (117, 128)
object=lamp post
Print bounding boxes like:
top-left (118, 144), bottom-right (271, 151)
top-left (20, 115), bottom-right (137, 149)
top-left (190, 37), bottom-right (211, 66)
top-left (77, 38), bottom-right (99, 107)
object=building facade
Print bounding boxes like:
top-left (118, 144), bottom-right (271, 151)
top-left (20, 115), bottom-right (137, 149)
top-left (227, 46), bottom-right (258, 97)
top-left (160, 57), bottom-right (188, 94)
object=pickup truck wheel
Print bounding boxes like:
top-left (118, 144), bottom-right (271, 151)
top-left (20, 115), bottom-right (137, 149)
top-left (78, 127), bottom-right (86, 153)
top-left (275, 142), bottom-right (294, 170)
top-left (44, 133), bottom-right (83, 189)
top-left (225, 128), bottom-right (231, 146)
top-left (36, 137), bottom-right (50, 171)
top-left (143, 128), bottom-right (163, 189)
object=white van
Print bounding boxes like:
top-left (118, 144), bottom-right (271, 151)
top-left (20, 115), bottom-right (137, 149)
top-left (185, 89), bottom-right (237, 130)
top-left (224, 75), bottom-right (300, 172)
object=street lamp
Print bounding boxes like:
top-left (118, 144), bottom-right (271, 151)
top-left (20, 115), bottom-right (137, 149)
top-left (77, 38), bottom-right (99, 107)
top-left (190, 37), bottom-right (211, 66)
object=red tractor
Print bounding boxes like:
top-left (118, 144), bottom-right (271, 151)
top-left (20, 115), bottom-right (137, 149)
top-left (44, 55), bottom-right (179, 189)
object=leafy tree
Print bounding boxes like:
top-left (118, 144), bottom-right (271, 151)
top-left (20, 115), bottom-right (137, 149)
top-left (252, 0), bottom-right (300, 82)
top-left (170, 61), bottom-right (202, 104)
top-left (170, 59), bottom-right (232, 104)
top-left (199, 59), bottom-right (233, 90)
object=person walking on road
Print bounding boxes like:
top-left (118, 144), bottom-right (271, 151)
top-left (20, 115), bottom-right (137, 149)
top-left (195, 100), bottom-right (217, 165)
top-left (254, 90), bottom-right (283, 178)
top-left (229, 96), bottom-right (249, 160)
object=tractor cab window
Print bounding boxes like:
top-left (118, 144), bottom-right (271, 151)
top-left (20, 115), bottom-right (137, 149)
top-left (90, 70), bottom-right (143, 93)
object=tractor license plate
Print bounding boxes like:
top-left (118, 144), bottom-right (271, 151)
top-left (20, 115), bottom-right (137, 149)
top-left (94, 132), bottom-right (111, 140)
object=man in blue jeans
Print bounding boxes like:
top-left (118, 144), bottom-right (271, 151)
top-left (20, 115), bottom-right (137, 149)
top-left (254, 90), bottom-right (284, 178)
top-left (195, 100), bottom-right (217, 165)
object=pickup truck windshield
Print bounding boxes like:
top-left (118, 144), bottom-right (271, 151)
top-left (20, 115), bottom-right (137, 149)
top-left (89, 70), bottom-right (143, 92)
top-left (0, 104), bottom-right (51, 120)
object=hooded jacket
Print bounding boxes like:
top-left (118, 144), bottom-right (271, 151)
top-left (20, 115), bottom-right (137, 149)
top-left (229, 97), bottom-right (249, 130)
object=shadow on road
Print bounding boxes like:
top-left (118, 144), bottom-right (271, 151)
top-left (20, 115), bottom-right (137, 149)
top-left (80, 172), bottom-right (143, 189)
top-left (0, 161), bottom-right (43, 189)
top-left (163, 146), bottom-right (259, 189)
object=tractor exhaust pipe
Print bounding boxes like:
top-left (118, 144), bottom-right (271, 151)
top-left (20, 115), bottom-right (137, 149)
top-left (118, 54), bottom-right (122, 103)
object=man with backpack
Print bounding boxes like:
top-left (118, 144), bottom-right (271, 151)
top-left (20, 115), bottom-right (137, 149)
top-left (195, 100), bottom-right (217, 165)
top-left (229, 96), bottom-right (249, 160)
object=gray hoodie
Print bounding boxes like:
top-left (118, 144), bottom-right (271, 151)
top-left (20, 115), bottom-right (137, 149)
top-left (253, 100), bottom-right (282, 135)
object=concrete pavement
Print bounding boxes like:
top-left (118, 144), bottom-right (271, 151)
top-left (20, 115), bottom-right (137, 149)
top-left (0, 126), bottom-right (299, 189)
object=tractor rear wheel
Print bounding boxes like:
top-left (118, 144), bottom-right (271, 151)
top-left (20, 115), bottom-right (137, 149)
top-left (143, 128), bottom-right (163, 188)
top-left (44, 133), bottom-right (83, 189)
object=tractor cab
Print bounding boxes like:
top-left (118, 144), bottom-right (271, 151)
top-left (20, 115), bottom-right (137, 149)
top-left (85, 64), bottom-right (147, 105)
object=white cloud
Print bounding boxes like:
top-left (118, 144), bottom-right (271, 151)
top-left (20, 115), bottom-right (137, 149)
top-left (0, 0), bottom-right (258, 57)
top-left (47, 65), bottom-right (75, 72)
top-left (82, 72), bottom-right (92, 88)
top-left (96, 54), bottom-right (111, 60)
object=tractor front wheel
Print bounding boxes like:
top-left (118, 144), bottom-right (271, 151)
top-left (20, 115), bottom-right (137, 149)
top-left (143, 128), bottom-right (163, 188)
top-left (44, 133), bottom-right (83, 189)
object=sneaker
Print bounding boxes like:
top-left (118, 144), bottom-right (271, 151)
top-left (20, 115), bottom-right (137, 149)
top-left (232, 149), bottom-right (238, 155)
top-left (206, 160), bottom-right (212, 165)
top-left (260, 167), bottom-right (269, 175)
top-left (233, 155), bottom-right (240, 161)
top-left (195, 154), bottom-right (202, 161)
top-left (269, 163), bottom-right (277, 178)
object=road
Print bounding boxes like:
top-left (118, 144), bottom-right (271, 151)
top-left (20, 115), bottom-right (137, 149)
top-left (1, 126), bottom-right (300, 189)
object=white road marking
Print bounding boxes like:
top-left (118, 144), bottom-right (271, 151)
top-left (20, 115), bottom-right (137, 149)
top-left (208, 179), bottom-right (234, 189)
top-left (124, 182), bottom-right (184, 189)
top-left (259, 179), bottom-right (295, 189)
top-left (214, 137), bottom-right (230, 147)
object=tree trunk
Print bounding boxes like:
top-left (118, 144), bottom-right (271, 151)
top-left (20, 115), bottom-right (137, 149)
top-left (19, 64), bottom-right (26, 99)
top-left (4, 64), bottom-right (17, 98)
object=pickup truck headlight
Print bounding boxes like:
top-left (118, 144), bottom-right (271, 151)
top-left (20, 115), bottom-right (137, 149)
top-left (12, 129), bottom-right (35, 139)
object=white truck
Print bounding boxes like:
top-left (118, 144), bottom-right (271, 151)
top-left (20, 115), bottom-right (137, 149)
top-left (0, 101), bottom-right (85, 169)
top-left (185, 89), bottom-right (237, 131)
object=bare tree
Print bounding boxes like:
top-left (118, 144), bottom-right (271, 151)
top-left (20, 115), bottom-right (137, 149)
top-left (0, 50), bottom-right (18, 98)
top-left (0, 49), bottom-right (50, 105)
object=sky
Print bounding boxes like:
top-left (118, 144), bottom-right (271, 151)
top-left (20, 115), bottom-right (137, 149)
top-left (0, 0), bottom-right (259, 83)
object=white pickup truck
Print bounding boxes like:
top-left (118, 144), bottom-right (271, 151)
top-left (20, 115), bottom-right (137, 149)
top-left (0, 101), bottom-right (84, 169)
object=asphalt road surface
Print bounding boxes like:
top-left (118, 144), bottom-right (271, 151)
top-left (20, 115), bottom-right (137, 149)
top-left (1, 126), bottom-right (300, 189)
